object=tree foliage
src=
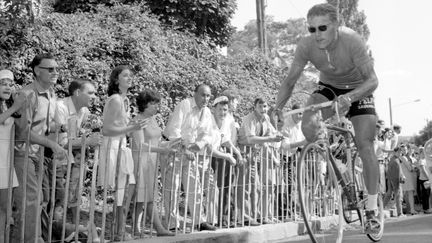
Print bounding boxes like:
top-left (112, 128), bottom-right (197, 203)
top-left (52, 0), bottom-right (237, 47)
top-left (0, 3), bottom-right (283, 122)
top-left (228, 17), bottom-right (317, 107)
top-left (145, 0), bottom-right (237, 47)
top-left (327, 0), bottom-right (370, 41)
top-left (414, 120), bottom-right (432, 146)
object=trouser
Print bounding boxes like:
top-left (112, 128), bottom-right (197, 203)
top-left (161, 154), bottom-right (217, 229)
top-left (261, 152), bottom-right (276, 220)
top-left (419, 179), bottom-right (431, 211)
top-left (237, 162), bottom-right (261, 221)
top-left (12, 155), bottom-right (44, 243)
top-left (383, 180), bottom-right (402, 216)
top-left (277, 154), bottom-right (295, 218)
top-left (378, 162), bottom-right (386, 194)
top-left (211, 157), bottom-right (236, 224)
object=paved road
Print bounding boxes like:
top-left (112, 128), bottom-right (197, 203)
top-left (277, 214), bottom-right (432, 243)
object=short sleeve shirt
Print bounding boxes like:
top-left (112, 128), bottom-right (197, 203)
top-left (238, 112), bottom-right (277, 145)
top-left (292, 26), bottom-right (372, 89)
top-left (14, 82), bottom-right (58, 158)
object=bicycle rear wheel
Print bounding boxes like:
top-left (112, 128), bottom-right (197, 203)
top-left (297, 143), bottom-right (344, 243)
top-left (366, 194), bottom-right (385, 242)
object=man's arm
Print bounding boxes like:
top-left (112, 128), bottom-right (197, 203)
top-left (275, 64), bottom-right (304, 110)
top-left (343, 61), bottom-right (379, 102)
top-left (164, 100), bottom-right (186, 140)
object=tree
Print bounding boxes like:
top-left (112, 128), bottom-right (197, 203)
top-left (144, 0), bottom-right (237, 47)
top-left (327, 0), bottom-right (370, 41)
top-left (228, 17), bottom-right (318, 106)
top-left (52, 0), bottom-right (237, 47)
top-left (414, 120), bottom-right (432, 146)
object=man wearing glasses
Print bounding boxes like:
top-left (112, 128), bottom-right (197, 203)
top-left (274, 3), bottom-right (380, 233)
top-left (12, 53), bottom-right (67, 242)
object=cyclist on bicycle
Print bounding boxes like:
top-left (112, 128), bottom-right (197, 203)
top-left (274, 3), bottom-right (380, 233)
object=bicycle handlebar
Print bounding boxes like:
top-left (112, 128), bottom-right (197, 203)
top-left (283, 100), bottom-right (335, 116)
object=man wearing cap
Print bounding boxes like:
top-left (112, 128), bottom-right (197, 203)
top-left (210, 96), bottom-right (243, 227)
top-left (12, 53), bottom-right (67, 242)
top-left (162, 84), bottom-right (217, 231)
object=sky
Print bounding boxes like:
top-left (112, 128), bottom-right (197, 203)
top-left (231, 0), bottom-right (432, 136)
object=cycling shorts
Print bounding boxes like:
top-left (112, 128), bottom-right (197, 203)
top-left (313, 82), bottom-right (376, 118)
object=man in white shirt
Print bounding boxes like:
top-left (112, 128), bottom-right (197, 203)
top-left (54, 79), bottom-right (100, 220)
top-left (162, 84), bottom-right (217, 231)
top-left (277, 104), bottom-right (306, 218)
top-left (238, 98), bottom-right (283, 224)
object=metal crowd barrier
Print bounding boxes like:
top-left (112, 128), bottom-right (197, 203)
top-left (2, 132), bottom-right (342, 242)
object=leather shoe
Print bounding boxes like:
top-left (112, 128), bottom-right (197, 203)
top-left (243, 220), bottom-right (260, 226)
top-left (199, 222), bottom-right (217, 231)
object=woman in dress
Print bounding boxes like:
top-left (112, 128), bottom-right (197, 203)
top-left (0, 69), bottom-right (26, 243)
top-left (99, 66), bottom-right (148, 240)
top-left (131, 90), bottom-right (176, 236)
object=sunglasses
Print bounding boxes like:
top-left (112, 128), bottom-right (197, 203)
top-left (38, 66), bottom-right (59, 73)
top-left (308, 24), bottom-right (330, 33)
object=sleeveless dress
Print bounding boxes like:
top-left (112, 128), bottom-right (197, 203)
top-left (0, 117), bottom-right (18, 189)
top-left (132, 116), bottom-right (162, 202)
top-left (98, 94), bottom-right (135, 206)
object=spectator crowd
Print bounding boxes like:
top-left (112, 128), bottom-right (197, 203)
top-left (1, 53), bottom-right (431, 243)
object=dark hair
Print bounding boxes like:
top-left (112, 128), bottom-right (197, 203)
top-left (254, 97), bottom-right (266, 106)
top-left (136, 90), bottom-right (161, 113)
top-left (30, 53), bottom-right (55, 76)
top-left (108, 65), bottom-right (130, 96)
top-left (68, 79), bottom-right (93, 96)
top-left (194, 83), bottom-right (210, 93)
top-left (307, 3), bottom-right (338, 22)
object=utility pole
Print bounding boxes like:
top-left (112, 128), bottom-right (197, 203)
top-left (256, 0), bottom-right (267, 55)
top-left (389, 97), bottom-right (393, 126)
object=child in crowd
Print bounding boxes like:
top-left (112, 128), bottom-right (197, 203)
top-left (51, 205), bottom-right (100, 243)
top-left (0, 69), bottom-right (26, 243)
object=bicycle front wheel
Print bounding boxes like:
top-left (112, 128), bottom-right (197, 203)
top-left (297, 143), bottom-right (344, 243)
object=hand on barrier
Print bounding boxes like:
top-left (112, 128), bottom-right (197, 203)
top-left (226, 154), bottom-right (237, 166)
top-left (184, 150), bottom-right (195, 161)
top-left (53, 143), bottom-right (68, 161)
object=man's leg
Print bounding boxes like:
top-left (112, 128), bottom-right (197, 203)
top-left (181, 160), bottom-right (206, 228)
top-left (160, 156), bottom-right (180, 229)
top-left (351, 115), bottom-right (379, 203)
top-left (383, 180), bottom-right (394, 208)
top-left (13, 156), bottom-right (44, 243)
top-left (395, 183), bottom-right (403, 216)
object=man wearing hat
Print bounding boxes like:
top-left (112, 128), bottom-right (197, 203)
top-left (210, 96), bottom-right (244, 227)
